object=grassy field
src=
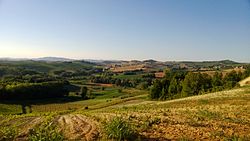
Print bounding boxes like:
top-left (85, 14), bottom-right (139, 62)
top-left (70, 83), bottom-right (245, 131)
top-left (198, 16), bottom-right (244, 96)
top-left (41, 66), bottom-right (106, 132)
top-left (0, 85), bottom-right (147, 114)
top-left (0, 86), bottom-right (250, 140)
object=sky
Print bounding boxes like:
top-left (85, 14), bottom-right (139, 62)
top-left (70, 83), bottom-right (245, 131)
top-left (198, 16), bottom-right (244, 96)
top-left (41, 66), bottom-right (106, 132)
top-left (0, 0), bottom-right (249, 62)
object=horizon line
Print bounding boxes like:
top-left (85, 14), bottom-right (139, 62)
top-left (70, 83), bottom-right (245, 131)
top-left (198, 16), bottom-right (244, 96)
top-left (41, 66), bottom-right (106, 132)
top-left (0, 56), bottom-right (249, 63)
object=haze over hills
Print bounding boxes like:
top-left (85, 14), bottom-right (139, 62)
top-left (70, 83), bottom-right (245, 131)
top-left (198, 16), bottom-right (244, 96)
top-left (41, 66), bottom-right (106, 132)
top-left (0, 57), bottom-right (247, 64)
top-left (33, 57), bottom-right (75, 62)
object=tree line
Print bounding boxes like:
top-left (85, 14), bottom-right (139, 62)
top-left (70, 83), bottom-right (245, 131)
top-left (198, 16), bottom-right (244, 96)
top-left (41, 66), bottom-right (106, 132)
top-left (90, 74), bottom-right (154, 88)
top-left (150, 68), bottom-right (249, 100)
top-left (0, 81), bottom-right (70, 100)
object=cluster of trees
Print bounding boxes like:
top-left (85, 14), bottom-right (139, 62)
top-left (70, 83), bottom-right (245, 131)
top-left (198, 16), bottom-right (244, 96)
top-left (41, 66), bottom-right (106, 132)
top-left (90, 75), bottom-right (153, 88)
top-left (53, 68), bottom-right (103, 78)
top-left (0, 81), bottom-right (70, 100)
top-left (0, 74), bottom-right (66, 84)
top-left (150, 69), bottom-right (248, 100)
top-left (0, 66), bottom-right (41, 77)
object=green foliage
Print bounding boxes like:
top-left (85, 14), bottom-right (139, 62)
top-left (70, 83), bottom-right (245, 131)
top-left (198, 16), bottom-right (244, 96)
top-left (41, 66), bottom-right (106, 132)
top-left (168, 78), bottom-right (181, 98)
top-left (117, 88), bottom-right (122, 93)
top-left (0, 81), bottom-right (69, 100)
top-left (198, 99), bottom-right (209, 105)
top-left (28, 115), bottom-right (64, 141)
top-left (0, 60), bottom-right (95, 76)
top-left (178, 137), bottom-right (192, 141)
top-left (223, 70), bottom-right (242, 89)
top-left (80, 86), bottom-right (88, 99)
top-left (224, 135), bottom-right (250, 141)
top-left (150, 69), bottom-right (243, 100)
top-left (101, 87), bottom-right (105, 91)
top-left (212, 72), bottom-right (223, 91)
top-left (181, 72), bottom-right (209, 97)
top-left (91, 74), bottom-right (153, 88)
top-left (243, 65), bottom-right (250, 78)
top-left (29, 125), bottom-right (64, 141)
top-left (0, 126), bottom-right (18, 141)
top-left (197, 110), bottom-right (221, 120)
top-left (149, 79), bottom-right (162, 100)
top-left (104, 117), bottom-right (135, 141)
top-left (136, 82), bottom-right (149, 90)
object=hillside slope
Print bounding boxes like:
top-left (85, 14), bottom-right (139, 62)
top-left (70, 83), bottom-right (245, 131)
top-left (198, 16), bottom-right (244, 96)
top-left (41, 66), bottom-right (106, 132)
top-left (1, 87), bottom-right (250, 140)
top-left (239, 76), bottom-right (250, 86)
top-left (90, 87), bottom-right (250, 140)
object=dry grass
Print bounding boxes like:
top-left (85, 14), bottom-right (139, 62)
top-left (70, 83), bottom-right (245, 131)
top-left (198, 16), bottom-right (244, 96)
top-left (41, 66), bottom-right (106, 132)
top-left (90, 87), bottom-right (250, 140)
top-left (110, 64), bottom-right (146, 72)
top-left (1, 87), bottom-right (250, 140)
top-left (239, 76), bottom-right (250, 87)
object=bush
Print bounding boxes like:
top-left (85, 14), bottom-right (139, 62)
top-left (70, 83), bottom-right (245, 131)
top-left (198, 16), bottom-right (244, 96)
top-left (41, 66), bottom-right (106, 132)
top-left (0, 126), bottom-right (18, 141)
top-left (80, 86), bottom-right (88, 99)
top-left (117, 88), bottom-right (122, 93)
top-left (29, 124), bottom-right (63, 141)
top-left (104, 117), bottom-right (135, 141)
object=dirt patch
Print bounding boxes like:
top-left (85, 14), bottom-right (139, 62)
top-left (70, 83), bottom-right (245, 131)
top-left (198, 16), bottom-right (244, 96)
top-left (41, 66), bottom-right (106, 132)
top-left (57, 114), bottom-right (99, 141)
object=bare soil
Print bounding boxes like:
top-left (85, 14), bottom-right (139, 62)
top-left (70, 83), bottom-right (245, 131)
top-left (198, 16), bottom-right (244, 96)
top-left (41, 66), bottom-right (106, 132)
top-left (56, 114), bottom-right (99, 141)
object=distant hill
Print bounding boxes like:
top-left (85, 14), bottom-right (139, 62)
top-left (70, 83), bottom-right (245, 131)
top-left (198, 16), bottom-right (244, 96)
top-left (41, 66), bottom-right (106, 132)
top-left (202, 60), bottom-right (240, 65)
top-left (179, 60), bottom-right (242, 68)
top-left (33, 57), bottom-right (75, 62)
top-left (0, 60), bottom-right (96, 74)
top-left (0, 57), bottom-right (29, 61)
top-left (143, 59), bottom-right (158, 63)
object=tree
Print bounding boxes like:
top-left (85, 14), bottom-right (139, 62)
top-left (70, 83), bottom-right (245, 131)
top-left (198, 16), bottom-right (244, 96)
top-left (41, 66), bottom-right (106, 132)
top-left (181, 72), bottom-right (204, 97)
top-left (223, 70), bottom-right (241, 89)
top-left (149, 79), bottom-right (162, 100)
top-left (168, 78), bottom-right (178, 97)
top-left (80, 86), bottom-right (88, 99)
top-left (137, 82), bottom-right (149, 90)
top-left (212, 72), bottom-right (223, 91)
top-left (243, 65), bottom-right (250, 78)
top-left (200, 73), bottom-right (212, 93)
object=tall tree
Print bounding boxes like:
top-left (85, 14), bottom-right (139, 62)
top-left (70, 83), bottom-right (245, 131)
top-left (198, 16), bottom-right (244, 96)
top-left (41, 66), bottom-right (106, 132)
top-left (149, 79), bottom-right (162, 100)
top-left (212, 72), bottom-right (223, 91)
top-left (81, 86), bottom-right (88, 99)
top-left (181, 72), bottom-right (203, 97)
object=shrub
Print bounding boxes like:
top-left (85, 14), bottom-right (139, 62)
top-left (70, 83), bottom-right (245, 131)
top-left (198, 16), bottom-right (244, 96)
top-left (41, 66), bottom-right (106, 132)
top-left (117, 88), bottom-right (122, 93)
top-left (0, 126), bottom-right (18, 141)
top-left (101, 87), bottom-right (105, 91)
top-left (80, 86), bottom-right (88, 99)
top-left (29, 124), bottom-right (63, 141)
top-left (104, 117), bottom-right (135, 141)
top-left (29, 115), bottom-right (63, 141)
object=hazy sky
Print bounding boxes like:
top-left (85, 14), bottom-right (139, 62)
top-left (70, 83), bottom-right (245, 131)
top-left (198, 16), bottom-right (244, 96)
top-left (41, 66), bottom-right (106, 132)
top-left (0, 0), bottom-right (249, 62)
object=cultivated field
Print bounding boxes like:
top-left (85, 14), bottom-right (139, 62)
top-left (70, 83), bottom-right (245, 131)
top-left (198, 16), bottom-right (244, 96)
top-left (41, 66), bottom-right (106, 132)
top-left (88, 86), bottom-right (250, 140)
top-left (1, 86), bottom-right (250, 140)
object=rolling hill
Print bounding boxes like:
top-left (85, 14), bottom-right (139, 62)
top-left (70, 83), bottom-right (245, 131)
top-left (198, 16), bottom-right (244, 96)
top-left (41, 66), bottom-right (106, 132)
top-left (1, 86), bottom-right (249, 140)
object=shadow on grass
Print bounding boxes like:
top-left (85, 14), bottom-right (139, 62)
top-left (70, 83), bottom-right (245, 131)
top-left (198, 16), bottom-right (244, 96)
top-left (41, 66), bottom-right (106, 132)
top-left (135, 135), bottom-right (171, 141)
top-left (0, 96), bottom-right (84, 105)
top-left (0, 96), bottom-right (85, 115)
